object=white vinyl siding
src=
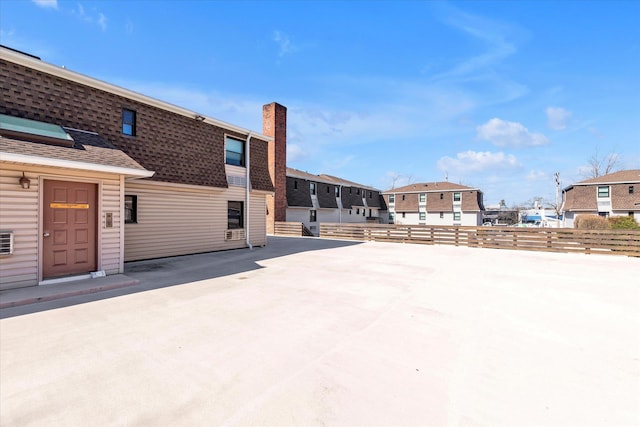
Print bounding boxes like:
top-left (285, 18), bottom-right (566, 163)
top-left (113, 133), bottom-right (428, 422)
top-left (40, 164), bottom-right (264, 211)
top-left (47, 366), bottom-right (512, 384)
top-left (0, 164), bottom-right (125, 290)
top-left (0, 168), bottom-right (39, 289)
top-left (124, 182), bottom-right (268, 261)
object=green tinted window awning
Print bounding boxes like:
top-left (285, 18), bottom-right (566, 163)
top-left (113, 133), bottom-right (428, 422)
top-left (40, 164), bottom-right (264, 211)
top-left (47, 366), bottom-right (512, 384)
top-left (0, 114), bottom-right (74, 147)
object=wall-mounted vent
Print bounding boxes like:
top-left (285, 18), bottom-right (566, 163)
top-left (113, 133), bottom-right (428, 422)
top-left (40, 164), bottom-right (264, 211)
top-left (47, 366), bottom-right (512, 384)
top-left (227, 175), bottom-right (247, 187)
top-left (0, 231), bottom-right (14, 255)
top-left (225, 229), bottom-right (246, 241)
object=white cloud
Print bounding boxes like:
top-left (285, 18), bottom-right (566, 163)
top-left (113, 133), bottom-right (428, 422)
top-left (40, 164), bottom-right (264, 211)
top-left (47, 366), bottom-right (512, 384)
top-left (546, 107), bottom-right (572, 130)
top-left (273, 30), bottom-right (298, 58)
top-left (32, 0), bottom-right (57, 9)
top-left (97, 13), bottom-right (107, 31)
top-left (525, 170), bottom-right (547, 181)
top-left (71, 3), bottom-right (107, 31)
top-left (437, 150), bottom-right (520, 174)
top-left (476, 118), bottom-right (549, 147)
top-left (286, 144), bottom-right (308, 162)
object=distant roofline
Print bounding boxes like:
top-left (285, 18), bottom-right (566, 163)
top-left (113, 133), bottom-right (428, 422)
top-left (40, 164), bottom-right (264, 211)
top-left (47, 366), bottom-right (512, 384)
top-left (0, 46), bottom-right (272, 141)
top-left (286, 167), bottom-right (380, 191)
top-left (382, 182), bottom-right (480, 194)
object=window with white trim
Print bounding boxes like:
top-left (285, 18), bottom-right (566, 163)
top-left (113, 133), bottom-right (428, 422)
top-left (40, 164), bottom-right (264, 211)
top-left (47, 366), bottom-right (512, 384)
top-left (225, 136), bottom-right (245, 166)
top-left (597, 186), bottom-right (610, 198)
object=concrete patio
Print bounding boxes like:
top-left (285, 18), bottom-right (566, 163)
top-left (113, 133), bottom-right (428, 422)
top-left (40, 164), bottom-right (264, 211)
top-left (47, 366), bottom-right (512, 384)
top-left (1, 236), bottom-right (639, 426)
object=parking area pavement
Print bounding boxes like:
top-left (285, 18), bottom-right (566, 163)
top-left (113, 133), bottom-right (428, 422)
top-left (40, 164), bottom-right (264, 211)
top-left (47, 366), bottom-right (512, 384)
top-left (1, 236), bottom-right (639, 426)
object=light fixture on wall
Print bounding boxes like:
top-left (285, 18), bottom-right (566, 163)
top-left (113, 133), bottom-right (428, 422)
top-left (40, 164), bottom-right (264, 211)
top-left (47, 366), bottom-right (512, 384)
top-left (19, 172), bottom-right (31, 189)
top-left (194, 114), bottom-right (205, 122)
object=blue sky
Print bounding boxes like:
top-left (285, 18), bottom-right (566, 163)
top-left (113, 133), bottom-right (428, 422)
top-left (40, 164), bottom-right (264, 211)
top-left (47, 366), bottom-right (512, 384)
top-left (2, 0), bottom-right (639, 206)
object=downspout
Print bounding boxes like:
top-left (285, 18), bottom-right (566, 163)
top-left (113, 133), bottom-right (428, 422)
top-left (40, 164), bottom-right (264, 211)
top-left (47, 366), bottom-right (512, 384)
top-left (245, 132), bottom-right (253, 250)
top-left (339, 185), bottom-right (343, 223)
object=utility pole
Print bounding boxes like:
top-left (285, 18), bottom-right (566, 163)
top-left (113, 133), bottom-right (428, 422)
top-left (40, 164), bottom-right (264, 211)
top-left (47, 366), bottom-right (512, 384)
top-left (554, 172), bottom-right (561, 216)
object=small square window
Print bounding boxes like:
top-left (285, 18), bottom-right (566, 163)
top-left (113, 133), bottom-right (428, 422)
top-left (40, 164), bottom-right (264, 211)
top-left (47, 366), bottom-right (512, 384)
top-left (453, 192), bottom-right (461, 202)
top-left (454, 212), bottom-right (461, 221)
top-left (125, 195), bottom-right (137, 223)
top-left (225, 136), bottom-right (245, 166)
top-left (122, 109), bottom-right (136, 136)
top-left (597, 186), bottom-right (609, 198)
top-left (335, 187), bottom-right (340, 197)
top-left (419, 193), bottom-right (426, 203)
top-left (310, 182), bottom-right (316, 195)
top-left (419, 212), bottom-right (426, 220)
top-left (310, 210), bottom-right (317, 222)
top-left (228, 201), bottom-right (244, 229)
top-left (440, 212), bottom-right (444, 218)
top-left (630, 186), bottom-right (634, 194)
top-left (389, 212), bottom-right (395, 221)
top-left (389, 195), bottom-right (395, 203)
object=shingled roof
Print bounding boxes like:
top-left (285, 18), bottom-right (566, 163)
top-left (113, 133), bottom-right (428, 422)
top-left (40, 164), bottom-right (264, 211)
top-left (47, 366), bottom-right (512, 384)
top-left (384, 182), bottom-right (477, 193)
top-left (570, 169), bottom-right (640, 186)
top-left (0, 127), bottom-right (152, 176)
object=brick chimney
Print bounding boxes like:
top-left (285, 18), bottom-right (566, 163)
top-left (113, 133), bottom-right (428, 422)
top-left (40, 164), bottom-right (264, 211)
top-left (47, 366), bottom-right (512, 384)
top-left (263, 102), bottom-right (287, 234)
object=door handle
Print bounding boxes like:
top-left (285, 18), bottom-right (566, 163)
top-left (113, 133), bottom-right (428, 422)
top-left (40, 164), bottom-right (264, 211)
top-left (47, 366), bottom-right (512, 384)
top-left (43, 232), bottom-right (50, 237)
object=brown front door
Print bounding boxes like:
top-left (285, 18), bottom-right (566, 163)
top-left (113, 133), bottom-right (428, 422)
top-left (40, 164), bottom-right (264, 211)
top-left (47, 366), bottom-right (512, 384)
top-left (43, 180), bottom-right (97, 279)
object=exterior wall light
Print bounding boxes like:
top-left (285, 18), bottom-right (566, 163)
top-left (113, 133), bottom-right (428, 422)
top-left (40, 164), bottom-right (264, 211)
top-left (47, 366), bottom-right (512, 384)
top-left (19, 172), bottom-right (31, 189)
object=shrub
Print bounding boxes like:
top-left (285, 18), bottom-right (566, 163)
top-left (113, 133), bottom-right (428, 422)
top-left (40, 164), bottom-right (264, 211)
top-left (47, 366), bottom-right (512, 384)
top-left (574, 214), bottom-right (611, 229)
top-left (609, 215), bottom-right (640, 230)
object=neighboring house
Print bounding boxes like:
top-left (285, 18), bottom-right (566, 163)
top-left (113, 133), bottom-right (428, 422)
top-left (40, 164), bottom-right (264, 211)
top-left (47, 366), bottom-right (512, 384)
top-left (561, 169), bottom-right (640, 227)
top-left (382, 182), bottom-right (485, 226)
top-left (284, 168), bottom-right (385, 235)
top-left (0, 46), bottom-right (278, 290)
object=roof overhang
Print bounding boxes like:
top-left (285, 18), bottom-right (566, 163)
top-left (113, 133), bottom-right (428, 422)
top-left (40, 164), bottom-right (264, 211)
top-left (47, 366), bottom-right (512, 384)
top-left (0, 152), bottom-right (155, 178)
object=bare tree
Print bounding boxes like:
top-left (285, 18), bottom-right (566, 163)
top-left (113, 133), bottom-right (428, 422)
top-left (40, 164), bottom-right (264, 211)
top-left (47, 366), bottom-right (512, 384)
top-left (585, 148), bottom-right (620, 178)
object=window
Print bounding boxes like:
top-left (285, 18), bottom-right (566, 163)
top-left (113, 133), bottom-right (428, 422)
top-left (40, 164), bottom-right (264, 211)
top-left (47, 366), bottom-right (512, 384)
top-left (122, 109), bottom-right (136, 136)
top-left (349, 210), bottom-right (352, 215)
top-left (440, 193), bottom-right (443, 200)
top-left (357, 189), bottom-right (360, 195)
top-left (294, 180), bottom-right (298, 189)
top-left (327, 186), bottom-right (331, 193)
top-left (402, 212), bottom-right (406, 218)
top-left (363, 209), bottom-right (365, 217)
top-left (402, 195), bottom-right (406, 201)
top-left (335, 187), bottom-right (340, 197)
top-left (597, 186), bottom-right (610, 198)
top-left (349, 188), bottom-right (352, 194)
top-left (440, 212), bottom-right (444, 218)
top-left (453, 192), bottom-right (461, 202)
top-left (630, 186), bottom-right (634, 194)
top-left (598, 211), bottom-right (609, 218)
top-left (228, 201), bottom-right (244, 229)
top-left (310, 182), bottom-right (316, 195)
top-left (124, 195), bottom-right (137, 223)
top-left (310, 210), bottom-right (317, 222)
top-left (389, 194), bottom-right (395, 203)
top-left (369, 209), bottom-right (372, 217)
top-left (356, 208), bottom-right (360, 215)
top-left (419, 212), bottom-right (426, 221)
top-left (419, 193), bottom-right (426, 203)
top-left (389, 212), bottom-right (395, 222)
top-left (369, 191), bottom-right (372, 198)
top-left (225, 136), bottom-right (245, 166)
top-left (453, 212), bottom-right (461, 221)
